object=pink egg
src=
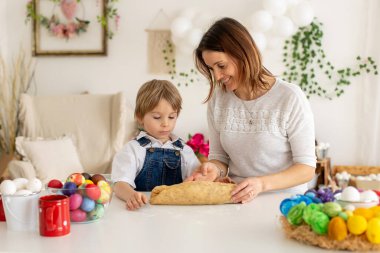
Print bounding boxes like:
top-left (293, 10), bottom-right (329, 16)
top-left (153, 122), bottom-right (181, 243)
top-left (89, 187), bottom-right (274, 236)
top-left (70, 209), bottom-right (87, 222)
top-left (69, 193), bottom-right (83, 210)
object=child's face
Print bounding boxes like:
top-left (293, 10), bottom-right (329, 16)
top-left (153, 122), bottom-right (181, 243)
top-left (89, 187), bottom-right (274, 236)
top-left (138, 99), bottom-right (178, 143)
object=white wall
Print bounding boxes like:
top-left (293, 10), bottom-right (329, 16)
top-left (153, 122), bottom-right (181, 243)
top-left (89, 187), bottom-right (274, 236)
top-left (2, 0), bottom-right (376, 167)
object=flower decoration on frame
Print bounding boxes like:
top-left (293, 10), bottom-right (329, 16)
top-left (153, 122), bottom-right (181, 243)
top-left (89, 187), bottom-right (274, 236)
top-left (26, 0), bottom-right (120, 40)
top-left (186, 133), bottom-right (209, 162)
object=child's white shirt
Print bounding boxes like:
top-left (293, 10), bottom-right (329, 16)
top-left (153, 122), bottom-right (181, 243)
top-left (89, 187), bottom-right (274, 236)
top-left (111, 131), bottom-right (200, 189)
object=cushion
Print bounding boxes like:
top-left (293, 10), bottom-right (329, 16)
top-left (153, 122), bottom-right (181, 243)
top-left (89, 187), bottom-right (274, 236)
top-left (15, 136), bottom-right (83, 183)
top-left (18, 92), bottom-right (134, 174)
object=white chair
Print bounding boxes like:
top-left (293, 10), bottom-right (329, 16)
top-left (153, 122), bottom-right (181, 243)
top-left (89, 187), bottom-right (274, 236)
top-left (8, 92), bottom-right (135, 183)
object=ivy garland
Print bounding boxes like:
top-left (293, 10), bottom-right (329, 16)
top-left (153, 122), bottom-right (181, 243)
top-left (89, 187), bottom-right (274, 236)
top-left (282, 19), bottom-right (378, 99)
top-left (162, 40), bottom-right (199, 87)
top-left (26, 0), bottom-right (119, 40)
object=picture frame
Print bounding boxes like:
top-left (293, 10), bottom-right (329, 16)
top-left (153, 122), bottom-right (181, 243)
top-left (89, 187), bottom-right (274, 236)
top-left (32, 0), bottom-right (107, 56)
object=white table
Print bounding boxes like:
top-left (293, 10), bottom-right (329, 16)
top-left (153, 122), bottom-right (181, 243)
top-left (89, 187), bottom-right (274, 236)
top-left (0, 192), bottom-right (342, 253)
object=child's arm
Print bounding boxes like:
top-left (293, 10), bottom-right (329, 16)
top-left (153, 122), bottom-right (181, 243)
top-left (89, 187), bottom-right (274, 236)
top-left (114, 181), bottom-right (148, 211)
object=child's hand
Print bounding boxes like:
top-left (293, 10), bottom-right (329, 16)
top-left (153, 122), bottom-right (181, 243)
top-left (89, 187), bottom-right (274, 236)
top-left (185, 162), bottom-right (219, 182)
top-left (125, 191), bottom-right (148, 211)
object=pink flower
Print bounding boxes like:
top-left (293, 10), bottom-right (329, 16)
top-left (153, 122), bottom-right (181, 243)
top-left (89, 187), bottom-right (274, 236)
top-left (186, 133), bottom-right (209, 158)
top-left (50, 24), bottom-right (65, 38)
top-left (198, 142), bottom-right (209, 157)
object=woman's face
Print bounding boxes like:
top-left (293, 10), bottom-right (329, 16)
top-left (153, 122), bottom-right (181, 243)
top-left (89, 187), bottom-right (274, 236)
top-left (202, 50), bottom-right (239, 92)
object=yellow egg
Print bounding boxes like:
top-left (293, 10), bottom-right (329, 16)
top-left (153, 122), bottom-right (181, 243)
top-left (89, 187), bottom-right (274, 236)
top-left (354, 208), bottom-right (374, 221)
top-left (366, 218), bottom-right (380, 244)
top-left (347, 215), bottom-right (368, 235)
top-left (370, 206), bottom-right (380, 217)
top-left (345, 210), bottom-right (353, 217)
top-left (328, 217), bottom-right (348, 241)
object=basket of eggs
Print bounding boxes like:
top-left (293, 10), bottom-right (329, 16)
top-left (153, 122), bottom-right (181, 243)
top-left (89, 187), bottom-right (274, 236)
top-left (46, 173), bottom-right (113, 223)
top-left (279, 187), bottom-right (380, 251)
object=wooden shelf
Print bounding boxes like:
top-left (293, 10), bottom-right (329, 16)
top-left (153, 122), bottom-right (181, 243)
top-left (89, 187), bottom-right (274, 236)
top-left (316, 157), bottom-right (331, 187)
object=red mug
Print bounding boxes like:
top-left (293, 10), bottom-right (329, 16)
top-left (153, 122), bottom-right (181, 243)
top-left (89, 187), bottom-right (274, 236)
top-left (0, 195), bottom-right (5, 221)
top-left (39, 195), bottom-right (70, 237)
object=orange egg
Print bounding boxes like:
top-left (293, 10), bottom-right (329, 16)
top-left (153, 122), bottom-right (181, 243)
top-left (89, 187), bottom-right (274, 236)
top-left (328, 216), bottom-right (348, 241)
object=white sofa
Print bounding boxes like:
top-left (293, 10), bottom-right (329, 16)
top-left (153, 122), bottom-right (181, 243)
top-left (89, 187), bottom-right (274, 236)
top-left (8, 92), bottom-right (135, 183)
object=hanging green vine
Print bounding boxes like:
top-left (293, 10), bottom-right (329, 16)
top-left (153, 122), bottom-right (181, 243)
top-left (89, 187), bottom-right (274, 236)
top-left (162, 40), bottom-right (199, 87)
top-left (282, 19), bottom-right (378, 99)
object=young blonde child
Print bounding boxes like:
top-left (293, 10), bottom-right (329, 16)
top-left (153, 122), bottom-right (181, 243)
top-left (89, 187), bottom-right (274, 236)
top-left (111, 79), bottom-right (201, 211)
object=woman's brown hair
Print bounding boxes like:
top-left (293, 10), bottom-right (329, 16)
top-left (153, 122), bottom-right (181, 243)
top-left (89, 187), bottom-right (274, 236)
top-left (194, 17), bottom-right (273, 102)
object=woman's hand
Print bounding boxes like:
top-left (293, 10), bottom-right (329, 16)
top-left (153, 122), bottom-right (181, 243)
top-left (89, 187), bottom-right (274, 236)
top-left (231, 177), bottom-right (264, 204)
top-left (185, 162), bottom-right (219, 182)
top-left (125, 191), bottom-right (148, 211)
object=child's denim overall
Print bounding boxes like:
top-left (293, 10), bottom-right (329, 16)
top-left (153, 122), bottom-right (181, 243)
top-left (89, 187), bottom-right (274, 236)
top-left (134, 136), bottom-right (183, 191)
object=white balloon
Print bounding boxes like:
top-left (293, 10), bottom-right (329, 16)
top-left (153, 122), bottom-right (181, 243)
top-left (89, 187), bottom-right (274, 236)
top-left (178, 42), bottom-right (195, 56)
top-left (192, 12), bottom-right (213, 31)
top-left (267, 36), bottom-right (284, 50)
top-left (287, 0), bottom-right (302, 6)
top-left (263, 0), bottom-right (287, 16)
top-left (291, 1), bottom-right (314, 27)
top-left (250, 31), bottom-right (267, 51)
top-left (179, 9), bottom-right (197, 20)
top-left (171, 16), bottom-right (192, 38)
top-left (249, 10), bottom-right (273, 32)
top-left (185, 28), bottom-right (203, 47)
top-left (272, 16), bottom-right (295, 37)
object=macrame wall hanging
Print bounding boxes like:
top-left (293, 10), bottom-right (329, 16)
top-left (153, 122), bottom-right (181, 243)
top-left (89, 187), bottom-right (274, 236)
top-left (145, 9), bottom-right (174, 74)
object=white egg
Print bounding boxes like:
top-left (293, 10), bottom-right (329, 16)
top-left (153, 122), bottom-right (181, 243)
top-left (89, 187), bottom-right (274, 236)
top-left (360, 190), bottom-right (379, 202)
top-left (12, 178), bottom-right (29, 190)
top-left (344, 204), bottom-right (356, 211)
top-left (14, 189), bottom-right (33, 196)
top-left (26, 178), bottom-right (42, 193)
top-left (341, 186), bottom-right (360, 202)
top-left (0, 180), bottom-right (17, 195)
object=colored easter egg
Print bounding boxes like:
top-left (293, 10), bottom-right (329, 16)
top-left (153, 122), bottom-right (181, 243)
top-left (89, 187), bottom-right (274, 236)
top-left (303, 203), bottom-right (322, 225)
top-left (80, 197), bottom-right (95, 212)
top-left (81, 172), bottom-right (91, 180)
top-left (347, 215), bottom-right (368, 235)
top-left (67, 173), bottom-right (85, 186)
top-left (84, 179), bottom-right (94, 185)
top-left (97, 180), bottom-right (112, 204)
top-left (47, 179), bottom-right (63, 189)
top-left (69, 193), bottom-right (83, 210)
top-left (287, 202), bottom-right (306, 225)
top-left (88, 204), bottom-right (105, 220)
top-left (322, 202), bottom-right (342, 218)
top-left (62, 182), bottom-right (77, 196)
top-left (310, 211), bottom-right (330, 235)
top-left (70, 209), bottom-right (87, 222)
top-left (85, 184), bottom-right (101, 200)
top-left (328, 216), bottom-right (348, 241)
top-left (354, 208), bottom-right (374, 221)
top-left (91, 174), bottom-right (106, 185)
top-left (366, 217), bottom-right (380, 244)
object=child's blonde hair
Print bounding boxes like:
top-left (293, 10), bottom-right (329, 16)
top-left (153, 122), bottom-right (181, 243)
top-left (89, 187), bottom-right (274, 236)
top-left (134, 79), bottom-right (182, 120)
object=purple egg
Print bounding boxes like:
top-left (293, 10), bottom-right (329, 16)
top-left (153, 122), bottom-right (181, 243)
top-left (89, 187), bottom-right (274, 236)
top-left (69, 193), bottom-right (83, 210)
top-left (80, 197), bottom-right (95, 212)
top-left (62, 182), bottom-right (77, 196)
top-left (70, 209), bottom-right (87, 222)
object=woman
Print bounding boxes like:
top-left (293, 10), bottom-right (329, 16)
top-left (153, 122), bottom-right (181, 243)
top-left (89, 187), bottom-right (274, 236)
top-left (186, 17), bottom-right (316, 203)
